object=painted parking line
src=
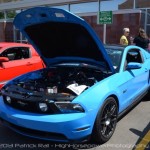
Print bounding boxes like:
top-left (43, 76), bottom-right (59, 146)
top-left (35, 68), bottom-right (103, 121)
top-left (135, 130), bottom-right (150, 150)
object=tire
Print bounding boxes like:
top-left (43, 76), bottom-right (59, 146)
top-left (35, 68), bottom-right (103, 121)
top-left (92, 97), bottom-right (118, 144)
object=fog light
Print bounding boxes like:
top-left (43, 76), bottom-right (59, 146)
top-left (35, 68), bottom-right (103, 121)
top-left (6, 96), bottom-right (11, 104)
top-left (39, 103), bottom-right (48, 112)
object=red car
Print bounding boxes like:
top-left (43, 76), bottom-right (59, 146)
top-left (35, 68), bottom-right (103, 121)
top-left (0, 42), bottom-right (45, 88)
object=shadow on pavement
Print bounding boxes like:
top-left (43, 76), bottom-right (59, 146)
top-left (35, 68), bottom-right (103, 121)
top-left (130, 122), bottom-right (150, 150)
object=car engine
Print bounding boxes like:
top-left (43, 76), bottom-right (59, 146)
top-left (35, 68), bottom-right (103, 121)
top-left (1, 64), bottom-right (106, 114)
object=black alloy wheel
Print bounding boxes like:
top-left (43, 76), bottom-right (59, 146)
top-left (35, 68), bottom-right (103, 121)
top-left (92, 97), bottom-right (118, 144)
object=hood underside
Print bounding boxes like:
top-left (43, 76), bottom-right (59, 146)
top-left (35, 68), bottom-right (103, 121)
top-left (13, 7), bottom-right (114, 73)
top-left (24, 22), bottom-right (103, 63)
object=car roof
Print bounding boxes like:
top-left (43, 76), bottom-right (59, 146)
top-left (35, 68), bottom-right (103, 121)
top-left (104, 44), bottom-right (125, 50)
top-left (0, 42), bottom-right (31, 48)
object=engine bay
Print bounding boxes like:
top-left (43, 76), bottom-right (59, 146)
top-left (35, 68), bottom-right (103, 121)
top-left (2, 63), bottom-right (107, 102)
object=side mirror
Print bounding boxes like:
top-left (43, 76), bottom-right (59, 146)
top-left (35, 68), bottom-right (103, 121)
top-left (0, 57), bottom-right (9, 62)
top-left (126, 62), bottom-right (142, 70)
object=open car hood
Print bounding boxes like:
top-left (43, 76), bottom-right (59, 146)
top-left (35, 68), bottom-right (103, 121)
top-left (14, 7), bottom-right (114, 73)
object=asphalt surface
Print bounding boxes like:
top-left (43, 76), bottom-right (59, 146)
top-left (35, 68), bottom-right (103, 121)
top-left (0, 96), bottom-right (150, 150)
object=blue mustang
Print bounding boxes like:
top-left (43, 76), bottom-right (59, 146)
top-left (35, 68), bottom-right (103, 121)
top-left (0, 7), bottom-right (150, 144)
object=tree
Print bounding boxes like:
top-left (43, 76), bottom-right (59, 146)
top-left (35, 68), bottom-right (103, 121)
top-left (0, 12), bottom-right (4, 19)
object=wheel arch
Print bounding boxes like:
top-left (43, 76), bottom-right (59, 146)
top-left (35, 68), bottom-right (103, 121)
top-left (106, 94), bottom-right (119, 111)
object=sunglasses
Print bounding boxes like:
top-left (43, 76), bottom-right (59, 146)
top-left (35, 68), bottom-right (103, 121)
top-left (140, 31), bottom-right (145, 33)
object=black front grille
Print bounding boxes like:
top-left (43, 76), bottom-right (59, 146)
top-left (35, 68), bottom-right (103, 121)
top-left (3, 96), bottom-right (38, 112)
top-left (3, 96), bottom-right (57, 114)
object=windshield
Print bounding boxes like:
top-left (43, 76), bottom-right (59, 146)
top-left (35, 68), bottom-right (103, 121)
top-left (105, 46), bottom-right (124, 71)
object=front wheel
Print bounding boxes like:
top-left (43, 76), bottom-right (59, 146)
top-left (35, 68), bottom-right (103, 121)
top-left (92, 97), bottom-right (118, 144)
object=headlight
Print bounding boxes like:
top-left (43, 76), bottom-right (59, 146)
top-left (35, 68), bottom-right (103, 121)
top-left (38, 103), bottom-right (48, 112)
top-left (55, 102), bottom-right (85, 113)
top-left (6, 96), bottom-right (11, 104)
top-left (37, 101), bottom-right (84, 114)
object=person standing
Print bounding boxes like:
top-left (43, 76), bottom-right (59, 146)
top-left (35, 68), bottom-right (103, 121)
top-left (133, 28), bottom-right (150, 50)
top-left (120, 28), bottom-right (130, 46)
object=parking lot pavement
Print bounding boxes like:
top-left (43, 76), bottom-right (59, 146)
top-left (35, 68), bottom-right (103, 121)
top-left (0, 97), bottom-right (150, 150)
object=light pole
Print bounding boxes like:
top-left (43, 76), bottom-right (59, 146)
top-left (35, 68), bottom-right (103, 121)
top-left (98, 0), bottom-right (100, 12)
top-left (98, 0), bottom-right (106, 44)
top-left (133, 0), bottom-right (136, 9)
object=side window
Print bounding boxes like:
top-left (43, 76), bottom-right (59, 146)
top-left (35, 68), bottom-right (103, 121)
top-left (126, 49), bottom-right (143, 64)
top-left (124, 49), bottom-right (143, 71)
top-left (21, 47), bottom-right (30, 59)
top-left (0, 47), bottom-right (30, 61)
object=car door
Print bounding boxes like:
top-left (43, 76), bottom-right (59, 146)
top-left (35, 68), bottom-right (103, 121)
top-left (0, 46), bottom-right (44, 87)
top-left (127, 49), bottom-right (149, 100)
top-left (119, 48), bottom-right (149, 108)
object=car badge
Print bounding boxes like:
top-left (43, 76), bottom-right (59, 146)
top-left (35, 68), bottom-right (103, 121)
top-left (17, 101), bottom-right (27, 106)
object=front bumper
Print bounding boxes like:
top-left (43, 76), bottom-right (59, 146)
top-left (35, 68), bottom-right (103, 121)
top-left (0, 98), bottom-right (93, 142)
